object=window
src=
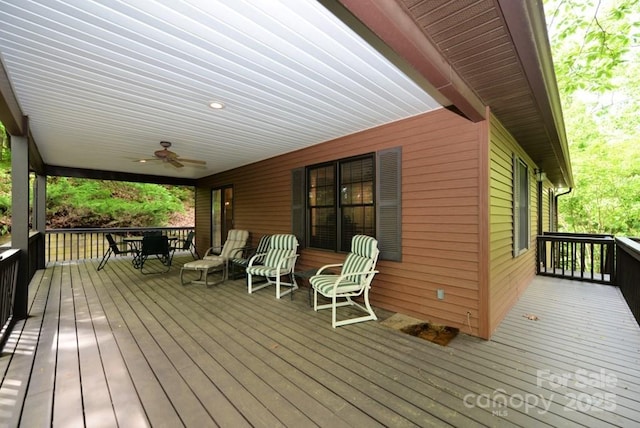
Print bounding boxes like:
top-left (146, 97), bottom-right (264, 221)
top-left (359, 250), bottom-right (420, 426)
top-left (308, 155), bottom-right (374, 252)
top-left (292, 147), bottom-right (401, 261)
top-left (308, 164), bottom-right (337, 249)
top-left (513, 156), bottom-right (530, 256)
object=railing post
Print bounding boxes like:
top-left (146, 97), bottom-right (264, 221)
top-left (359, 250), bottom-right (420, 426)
top-left (0, 249), bottom-right (21, 349)
top-left (615, 237), bottom-right (640, 325)
top-left (34, 174), bottom-right (47, 269)
top-left (607, 240), bottom-right (615, 284)
top-left (536, 236), bottom-right (541, 274)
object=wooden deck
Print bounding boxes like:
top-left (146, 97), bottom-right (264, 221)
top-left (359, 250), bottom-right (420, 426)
top-left (1, 256), bottom-right (639, 427)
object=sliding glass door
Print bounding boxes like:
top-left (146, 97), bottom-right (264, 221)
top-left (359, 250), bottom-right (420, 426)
top-left (211, 186), bottom-right (234, 248)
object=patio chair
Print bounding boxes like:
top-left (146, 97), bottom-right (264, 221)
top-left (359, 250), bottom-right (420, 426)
top-left (139, 235), bottom-right (172, 274)
top-left (229, 234), bottom-right (271, 279)
top-left (246, 234), bottom-right (299, 299)
top-left (170, 231), bottom-right (197, 259)
top-left (310, 235), bottom-right (379, 328)
top-left (201, 229), bottom-right (249, 281)
top-left (97, 233), bottom-right (139, 271)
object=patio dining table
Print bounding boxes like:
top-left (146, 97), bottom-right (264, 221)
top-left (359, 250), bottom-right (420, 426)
top-left (123, 235), bottom-right (178, 269)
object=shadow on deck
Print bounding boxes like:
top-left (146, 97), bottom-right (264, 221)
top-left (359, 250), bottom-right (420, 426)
top-left (0, 257), bottom-right (639, 427)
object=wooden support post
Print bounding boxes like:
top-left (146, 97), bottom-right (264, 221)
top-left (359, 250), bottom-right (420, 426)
top-left (11, 133), bottom-right (29, 319)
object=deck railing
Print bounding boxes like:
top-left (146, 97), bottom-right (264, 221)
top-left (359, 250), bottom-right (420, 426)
top-left (0, 249), bottom-right (20, 348)
top-left (536, 232), bottom-right (615, 284)
top-left (46, 227), bottom-right (195, 263)
top-left (615, 237), bottom-right (640, 325)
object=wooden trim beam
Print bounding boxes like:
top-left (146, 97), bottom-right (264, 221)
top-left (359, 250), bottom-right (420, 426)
top-left (1, 58), bottom-right (46, 174)
top-left (44, 164), bottom-right (196, 186)
top-left (497, 0), bottom-right (573, 187)
top-left (477, 107), bottom-right (491, 339)
top-left (332, 0), bottom-right (486, 122)
top-left (0, 58), bottom-right (23, 136)
top-left (27, 128), bottom-right (45, 175)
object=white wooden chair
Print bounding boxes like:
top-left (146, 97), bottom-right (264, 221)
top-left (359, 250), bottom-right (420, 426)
top-left (310, 235), bottom-right (379, 328)
top-left (246, 234), bottom-right (299, 298)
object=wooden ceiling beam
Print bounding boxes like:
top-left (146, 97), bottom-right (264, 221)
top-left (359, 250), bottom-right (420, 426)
top-left (45, 165), bottom-right (196, 186)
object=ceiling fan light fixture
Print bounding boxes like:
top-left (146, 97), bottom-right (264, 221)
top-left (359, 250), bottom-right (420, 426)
top-left (208, 100), bottom-right (225, 109)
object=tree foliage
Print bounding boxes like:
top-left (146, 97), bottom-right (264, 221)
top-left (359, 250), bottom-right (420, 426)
top-left (545, 0), bottom-right (640, 236)
top-left (45, 177), bottom-right (192, 229)
top-left (546, 0), bottom-right (638, 94)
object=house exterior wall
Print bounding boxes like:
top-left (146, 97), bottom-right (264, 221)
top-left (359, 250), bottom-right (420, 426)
top-left (488, 114), bottom-right (539, 336)
top-left (195, 108), bottom-right (545, 339)
top-left (194, 187), bottom-right (212, 256)
top-left (196, 109), bottom-right (487, 335)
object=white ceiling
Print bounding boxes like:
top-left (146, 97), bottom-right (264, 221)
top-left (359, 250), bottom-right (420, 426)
top-left (0, 0), bottom-right (441, 179)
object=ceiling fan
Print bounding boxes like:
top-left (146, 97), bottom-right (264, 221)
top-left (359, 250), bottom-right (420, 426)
top-left (140, 141), bottom-right (206, 168)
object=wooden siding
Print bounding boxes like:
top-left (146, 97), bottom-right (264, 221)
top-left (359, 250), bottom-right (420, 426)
top-left (196, 109), bottom-right (485, 336)
top-left (194, 187), bottom-right (211, 257)
top-left (488, 114), bottom-right (539, 336)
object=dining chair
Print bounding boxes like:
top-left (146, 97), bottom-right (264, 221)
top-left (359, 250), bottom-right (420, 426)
top-left (139, 235), bottom-right (172, 274)
top-left (97, 233), bottom-right (138, 271)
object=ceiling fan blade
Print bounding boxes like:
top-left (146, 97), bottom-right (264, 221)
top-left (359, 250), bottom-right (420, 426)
top-left (177, 158), bottom-right (206, 165)
top-left (147, 142), bottom-right (201, 167)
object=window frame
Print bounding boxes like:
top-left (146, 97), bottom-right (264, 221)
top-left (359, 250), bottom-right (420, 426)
top-left (513, 156), bottom-right (530, 257)
top-left (292, 146), bottom-right (402, 261)
top-left (210, 185), bottom-right (234, 249)
top-left (306, 153), bottom-right (375, 253)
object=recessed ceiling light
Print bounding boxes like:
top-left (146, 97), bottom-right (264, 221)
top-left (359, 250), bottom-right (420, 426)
top-left (208, 101), bottom-right (225, 109)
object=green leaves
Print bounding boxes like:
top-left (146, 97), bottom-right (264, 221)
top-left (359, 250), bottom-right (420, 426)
top-left (544, 0), bottom-right (640, 236)
top-left (46, 178), bottom-right (192, 228)
top-left (545, 0), bottom-right (638, 93)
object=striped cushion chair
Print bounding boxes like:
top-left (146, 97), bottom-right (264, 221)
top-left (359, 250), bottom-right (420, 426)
top-left (246, 234), bottom-right (299, 299)
top-left (229, 234), bottom-right (271, 279)
top-left (202, 229), bottom-right (249, 281)
top-left (310, 235), bottom-right (380, 328)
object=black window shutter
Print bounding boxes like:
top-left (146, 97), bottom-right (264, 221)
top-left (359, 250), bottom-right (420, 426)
top-left (376, 147), bottom-right (402, 261)
top-left (291, 167), bottom-right (306, 249)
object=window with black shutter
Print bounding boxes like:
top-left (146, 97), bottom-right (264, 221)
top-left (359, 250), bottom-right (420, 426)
top-left (292, 147), bottom-right (401, 261)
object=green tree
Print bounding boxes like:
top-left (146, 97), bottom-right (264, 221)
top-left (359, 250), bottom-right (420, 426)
top-left (545, 0), bottom-right (640, 236)
top-left (46, 177), bottom-right (192, 228)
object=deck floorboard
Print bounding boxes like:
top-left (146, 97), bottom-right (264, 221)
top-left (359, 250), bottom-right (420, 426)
top-left (0, 257), bottom-right (639, 427)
